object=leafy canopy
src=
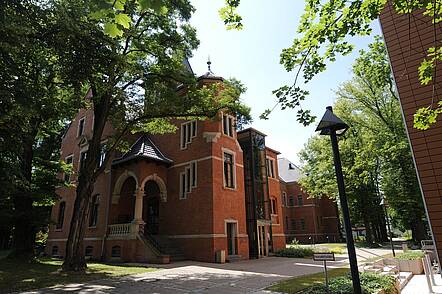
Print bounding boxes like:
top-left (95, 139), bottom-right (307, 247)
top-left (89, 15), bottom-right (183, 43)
top-left (220, 0), bottom-right (442, 130)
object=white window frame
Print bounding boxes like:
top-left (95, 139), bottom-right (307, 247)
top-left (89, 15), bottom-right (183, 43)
top-left (179, 161), bottom-right (197, 199)
top-left (266, 157), bottom-right (275, 178)
top-left (79, 146), bottom-right (88, 171)
top-left (64, 154), bottom-right (74, 182)
top-left (180, 120), bottom-right (197, 150)
top-left (282, 192), bottom-right (287, 207)
top-left (179, 172), bottom-right (187, 199)
top-left (77, 117), bottom-right (86, 137)
top-left (222, 149), bottom-right (236, 189)
top-left (222, 113), bottom-right (235, 137)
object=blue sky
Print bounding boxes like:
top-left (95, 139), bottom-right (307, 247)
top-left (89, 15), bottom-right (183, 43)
top-left (189, 0), bottom-right (381, 164)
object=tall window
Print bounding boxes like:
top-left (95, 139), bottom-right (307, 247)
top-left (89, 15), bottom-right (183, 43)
top-left (98, 144), bottom-right (106, 167)
top-left (56, 202), bottom-right (66, 229)
top-left (297, 195), bottom-right (303, 206)
top-left (80, 151), bottom-right (87, 170)
top-left (89, 194), bottom-right (100, 227)
top-left (282, 192), bottom-right (287, 207)
top-left (266, 158), bottom-right (275, 178)
top-left (289, 195), bottom-right (295, 206)
top-left (223, 152), bottom-right (235, 188)
top-left (271, 198), bottom-right (277, 214)
top-left (180, 120), bottom-right (197, 149)
top-left (179, 161), bottom-right (197, 199)
top-left (222, 114), bottom-right (234, 137)
top-left (64, 155), bottom-right (73, 182)
top-left (78, 117), bottom-right (85, 137)
top-left (300, 218), bottom-right (306, 231)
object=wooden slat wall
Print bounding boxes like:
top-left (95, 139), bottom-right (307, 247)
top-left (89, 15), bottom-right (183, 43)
top-left (380, 2), bottom-right (442, 259)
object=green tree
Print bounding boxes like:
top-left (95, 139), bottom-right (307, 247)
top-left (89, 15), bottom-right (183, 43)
top-left (0, 0), bottom-right (78, 258)
top-left (220, 0), bottom-right (442, 129)
top-left (300, 38), bottom-right (427, 243)
top-left (40, 0), bottom-right (250, 271)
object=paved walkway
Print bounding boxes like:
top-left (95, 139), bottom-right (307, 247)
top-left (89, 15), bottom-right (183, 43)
top-left (402, 274), bottom-right (442, 294)
top-left (23, 247), bottom-right (398, 294)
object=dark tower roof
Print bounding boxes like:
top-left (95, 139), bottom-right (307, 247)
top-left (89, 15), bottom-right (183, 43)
top-left (112, 135), bottom-right (173, 166)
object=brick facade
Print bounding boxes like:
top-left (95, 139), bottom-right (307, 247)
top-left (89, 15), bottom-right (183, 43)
top-left (380, 2), bottom-right (442, 262)
top-left (278, 158), bottom-right (340, 244)
top-left (46, 74), bottom-right (340, 263)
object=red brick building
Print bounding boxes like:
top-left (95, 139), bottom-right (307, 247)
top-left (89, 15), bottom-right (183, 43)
top-left (46, 72), bottom-right (290, 263)
top-left (380, 2), bottom-right (442, 263)
top-left (278, 158), bottom-right (340, 244)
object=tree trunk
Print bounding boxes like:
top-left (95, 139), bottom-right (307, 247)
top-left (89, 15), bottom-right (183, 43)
top-left (62, 173), bottom-right (94, 271)
top-left (411, 216), bottom-right (427, 243)
top-left (9, 137), bottom-right (35, 259)
top-left (62, 91), bottom-right (110, 272)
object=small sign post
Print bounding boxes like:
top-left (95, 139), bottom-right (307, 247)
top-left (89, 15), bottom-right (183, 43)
top-left (313, 253), bottom-right (335, 293)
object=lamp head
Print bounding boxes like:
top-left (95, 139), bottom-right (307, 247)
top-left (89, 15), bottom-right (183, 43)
top-left (315, 106), bottom-right (349, 136)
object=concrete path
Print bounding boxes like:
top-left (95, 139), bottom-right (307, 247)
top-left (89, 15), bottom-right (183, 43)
top-left (402, 274), bottom-right (442, 294)
top-left (22, 247), bottom-right (398, 294)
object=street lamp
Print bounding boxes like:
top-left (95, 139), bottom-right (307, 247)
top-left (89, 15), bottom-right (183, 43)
top-left (316, 106), bottom-right (362, 294)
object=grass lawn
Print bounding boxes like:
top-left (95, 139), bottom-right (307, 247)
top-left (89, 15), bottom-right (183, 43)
top-left (288, 243), bottom-right (347, 255)
top-left (0, 257), bottom-right (158, 293)
top-left (266, 267), bottom-right (350, 293)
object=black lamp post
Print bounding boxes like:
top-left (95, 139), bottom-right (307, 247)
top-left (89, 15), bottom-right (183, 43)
top-left (316, 106), bottom-right (362, 294)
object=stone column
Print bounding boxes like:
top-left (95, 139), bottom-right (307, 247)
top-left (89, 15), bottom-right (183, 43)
top-left (132, 188), bottom-right (145, 227)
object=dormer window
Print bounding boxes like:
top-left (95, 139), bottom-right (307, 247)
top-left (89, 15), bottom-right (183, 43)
top-left (180, 121), bottom-right (197, 149)
top-left (78, 117), bottom-right (85, 137)
top-left (222, 114), bottom-right (234, 137)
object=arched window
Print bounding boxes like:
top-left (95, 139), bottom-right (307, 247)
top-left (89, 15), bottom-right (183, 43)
top-left (89, 194), bottom-right (100, 227)
top-left (85, 246), bottom-right (93, 257)
top-left (56, 202), bottom-right (66, 229)
top-left (52, 245), bottom-right (59, 256)
top-left (111, 245), bottom-right (121, 257)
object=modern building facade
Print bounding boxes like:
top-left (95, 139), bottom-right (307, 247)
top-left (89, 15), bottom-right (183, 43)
top-left (380, 2), bottom-right (442, 263)
top-left (278, 158), bottom-right (340, 244)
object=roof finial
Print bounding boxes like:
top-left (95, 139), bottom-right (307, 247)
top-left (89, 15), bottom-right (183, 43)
top-left (207, 55), bottom-right (212, 73)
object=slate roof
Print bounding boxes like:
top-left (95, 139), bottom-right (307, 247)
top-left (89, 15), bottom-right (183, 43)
top-left (278, 158), bottom-right (303, 183)
top-left (112, 135), bottom-right (173, 166)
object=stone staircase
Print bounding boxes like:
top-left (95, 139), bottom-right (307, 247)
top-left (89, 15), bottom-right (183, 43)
top-left (138, 233), bottom-right (185, 262)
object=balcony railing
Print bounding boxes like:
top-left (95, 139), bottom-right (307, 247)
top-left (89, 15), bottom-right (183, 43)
top-left (108, 223), bottom-right (138, 238)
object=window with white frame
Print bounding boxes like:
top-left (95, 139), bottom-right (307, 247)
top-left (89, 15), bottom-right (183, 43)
top-left (222, 113), bottom-right (234, 137)
top-left (98, 144), bottom-right (106, 168)
top-left (179, 161), bottom-right (197, 199)
top-left (180, 120), bottom-right (197, 149)
top-left (80, 150), bottom-right (87, 170)
top-left (64, 155), bottom-right (73, 182)
top-left (266, 158), bottom-right (275, 178)
top-left (271, 198), bottom-right (277, 214)
top-left (89, 194), bottom-right (100, 227)
top-left (223, 152), bottom-right (235, 188)
top-left (282, 192), bottom-right (287, 207)
top-left (78, 117), bottom-right (85, 137)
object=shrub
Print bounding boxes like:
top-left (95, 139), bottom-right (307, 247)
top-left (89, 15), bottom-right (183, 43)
top-left (275, 246), bottom-right (314, 258)
top-left (395, 250), bottom-right (424, 260)
top-left (301, 272), bottom-right (397, 294)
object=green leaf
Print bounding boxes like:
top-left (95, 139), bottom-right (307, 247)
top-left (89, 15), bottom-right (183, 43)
top-left (115, 13), bottom-right (131, 29)
top-left (104, 22), bottom-right (123, 38)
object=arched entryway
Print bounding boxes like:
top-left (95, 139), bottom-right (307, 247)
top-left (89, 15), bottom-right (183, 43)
top-left (143, 180), bottom-right (161, 235)
top-left (114, 177), bottom-right (136, 224)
